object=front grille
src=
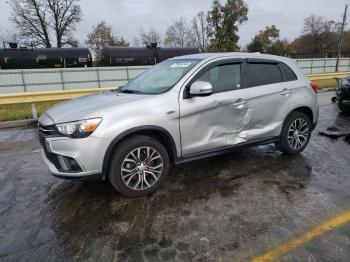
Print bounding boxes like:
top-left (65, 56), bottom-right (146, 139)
top-left (38, 124), bottom-right (58, 136)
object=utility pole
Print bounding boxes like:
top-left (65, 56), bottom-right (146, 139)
top-left (336, 4), bottom-right (348, 72)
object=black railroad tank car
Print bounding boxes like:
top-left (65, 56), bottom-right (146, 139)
top-left (0, 47), bottom-right (92, 70)
top-left (99, 46), bottom-right (200, 67)
top-left (100, 47), bottom-right (155, 66)
top-left (0, 48), bottom-right (35, 69)
top-left (34, 48), bottom-right (92, 68)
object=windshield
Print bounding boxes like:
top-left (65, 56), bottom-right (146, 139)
top-left (120, 59), bottom-right (201, 94)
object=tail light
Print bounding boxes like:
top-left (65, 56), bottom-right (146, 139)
top-left (310, 82), bottom-right (318, 93)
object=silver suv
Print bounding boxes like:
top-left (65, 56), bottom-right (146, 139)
top-left (38, 53), bottom-right (319, 197)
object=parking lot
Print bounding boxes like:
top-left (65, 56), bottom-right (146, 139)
top-left (1, 92), bottom-right (350, 261)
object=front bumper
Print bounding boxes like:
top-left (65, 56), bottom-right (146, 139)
top-left (41, 151), bottom-right (99, 178)
top-left (39, 132), bottom-right (111, 178)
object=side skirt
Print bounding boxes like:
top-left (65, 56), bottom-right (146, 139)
top-left (174, 137), bottom-right (278, 165)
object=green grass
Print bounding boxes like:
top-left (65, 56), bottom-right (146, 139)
top-left (0, 101), bottom-right (61, 122)
top-left (313, 79), bottom-right (336, 90)
top-left (0, 79), bottom-right (337, 122)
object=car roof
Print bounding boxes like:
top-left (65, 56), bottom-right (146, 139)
top-left (172, 52), bottom-right (292, 63)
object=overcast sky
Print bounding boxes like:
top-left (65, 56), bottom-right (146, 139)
top-left (0, 0), bottom-right (349, 47)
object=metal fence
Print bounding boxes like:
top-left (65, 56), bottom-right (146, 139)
top-left (291, 52), bottom-right (350, 59)
top-left (0, 66), bottom-right (149, 94)
top-left (1, 58), bottom-right (350, 94)
top-left (295, 58), bottom-right (350, 74)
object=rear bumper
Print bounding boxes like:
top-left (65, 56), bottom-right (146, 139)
top-left (312, 104), bottom-right (319, 130)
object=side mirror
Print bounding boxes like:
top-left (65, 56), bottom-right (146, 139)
top-left (189, 81), bottom-right (213, 97)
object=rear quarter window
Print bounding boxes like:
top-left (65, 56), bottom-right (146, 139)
top-left (279, 63), bottom-right (298, 81)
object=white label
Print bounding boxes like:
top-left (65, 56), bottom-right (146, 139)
top-left (79, 57), bottom-right (88, 63)
top-left (170, 62), bottom-right (192, 68)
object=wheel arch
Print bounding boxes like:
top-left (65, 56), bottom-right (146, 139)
top-left (102, 126), bottom-right (178, 176)
top-left (286, 106), bottom-right (314, 129)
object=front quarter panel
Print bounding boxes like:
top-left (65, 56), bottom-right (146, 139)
top-left (92, 91), bottom-right (182, 157)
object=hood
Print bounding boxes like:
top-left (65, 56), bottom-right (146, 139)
top-left (44, 91), bottom-right (150, 123)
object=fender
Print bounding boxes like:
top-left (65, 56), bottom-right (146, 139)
top-left (102, 125), bottom-right (178, 176)
top-left (283, 105), bottom-right (316, 130)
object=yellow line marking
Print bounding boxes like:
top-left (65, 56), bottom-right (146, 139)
top-left (251, 211), bottom-right (350, 262)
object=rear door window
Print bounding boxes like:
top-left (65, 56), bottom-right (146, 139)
top-left (247, 63), bottom-right (283, 87)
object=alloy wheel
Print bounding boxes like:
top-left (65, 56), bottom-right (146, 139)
top-left (287, 118), bottom-right (309, 150)
top-left (121, 147), bottom-right (163, 191)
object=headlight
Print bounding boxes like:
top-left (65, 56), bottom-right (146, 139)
top-left (56, 118), bottom-right (102, 138)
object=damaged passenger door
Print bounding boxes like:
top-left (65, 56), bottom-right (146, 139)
top-left (245, 59), bottom-right (294, 140)
top-left (179, 59), bottom-right (251, 156)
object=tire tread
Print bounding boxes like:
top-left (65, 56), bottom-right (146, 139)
top-left (108, 135), bottom-right (170, 197)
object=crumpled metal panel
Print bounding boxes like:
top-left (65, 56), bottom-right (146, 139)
top-left (179, 89), bottom-right (252, 156)
top-left (179, 80), bottom-right (299, 156)
top-left (244, 82), bottom-right (295, 141)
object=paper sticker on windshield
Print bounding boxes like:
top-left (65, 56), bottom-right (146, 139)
top-left (171, 62), bottom-right (192, 68)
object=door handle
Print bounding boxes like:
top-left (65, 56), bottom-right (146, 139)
top-left (232, 99), bottom-right (248, 108)
top-left (280, 89), bottom-right (292, 96)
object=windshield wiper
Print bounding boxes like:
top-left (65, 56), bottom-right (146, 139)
top-left (119, 89), bottom-right (142, 94)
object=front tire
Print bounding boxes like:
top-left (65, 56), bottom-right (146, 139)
top-left (275, 111), bottom-right (312, 155)
top-left (109, 135), bottom-right (170, 197)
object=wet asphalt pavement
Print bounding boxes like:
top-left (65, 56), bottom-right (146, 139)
top-left (1, 92), bottom-right (350, 261)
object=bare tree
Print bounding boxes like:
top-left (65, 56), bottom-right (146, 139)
top-left (8, 0), bottom-right (51, 47)
top-left (47, 0), bottom-right (82, 47)
top-left (342, 31), bottom-right (350, 51)
top-left (0, 29), bottom-right (5, 45)
top-left (2, 31), bottom-right (21, 46)
top-left (8, 0), bottom-right (81, 48)
top-left (138, 27), bottom-right (161, 46)
top-left (303, 15), bottom-right (341, 36)
top-left (191, 11), bottom-right (210, 51)
top-left (299, 15), bottom-right (341, 52)
top-left (132, 37), bottom-right (140, 47)
top-left (164, 17), bottom-right (191, 47)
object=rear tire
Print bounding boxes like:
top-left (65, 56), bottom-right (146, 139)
top-left (275, 111), bottom-right (311, 155)
top-left (109, 135), bottom-right (170, 197)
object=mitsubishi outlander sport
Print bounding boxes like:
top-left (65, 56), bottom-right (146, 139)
top-left (38, 53), bottom-right (319, 197)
